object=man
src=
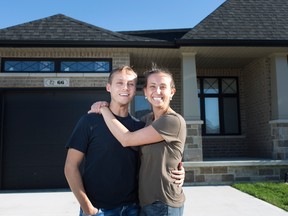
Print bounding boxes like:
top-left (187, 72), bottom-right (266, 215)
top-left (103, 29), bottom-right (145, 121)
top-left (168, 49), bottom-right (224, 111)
top-left (64, 66), bottom-right (184, 216)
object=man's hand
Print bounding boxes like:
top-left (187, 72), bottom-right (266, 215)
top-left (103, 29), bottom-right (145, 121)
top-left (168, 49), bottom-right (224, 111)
top-left (82, 207), bottom-right (98, 216)
top-left (88, 101), bottom-right (109, 114)
top-left (171, 162), bottom-right (185, 187)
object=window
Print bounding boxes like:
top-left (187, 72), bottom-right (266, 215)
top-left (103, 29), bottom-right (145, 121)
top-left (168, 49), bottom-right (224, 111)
top-left (4, 61), bottom-right (54, 72)
top-left (130, 77), bottom-right (152, 119)
top-left (2, 58), bottom-right (112, 73)
top-left (131, 90), bottom-right (151, 119)
top-left (60, 61), bottom-right (110, 72)
top-left (198, 77), bottom-right (240, 135)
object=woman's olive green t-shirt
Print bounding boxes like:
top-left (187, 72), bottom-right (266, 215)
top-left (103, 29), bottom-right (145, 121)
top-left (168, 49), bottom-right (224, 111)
top-left (139, 112), bottom-right (186, 208)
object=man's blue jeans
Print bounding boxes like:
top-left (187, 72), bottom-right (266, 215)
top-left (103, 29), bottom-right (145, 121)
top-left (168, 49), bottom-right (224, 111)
top-left (139, 201), bottom-right (184, 216)
top-left (79, 203), bottom-right (139, 216)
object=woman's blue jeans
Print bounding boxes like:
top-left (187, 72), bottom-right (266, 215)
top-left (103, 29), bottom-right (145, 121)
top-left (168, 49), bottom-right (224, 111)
top-left (139, 201), bottom-right (184, 216)
top-left (79, 203), bottom-right (139, 216)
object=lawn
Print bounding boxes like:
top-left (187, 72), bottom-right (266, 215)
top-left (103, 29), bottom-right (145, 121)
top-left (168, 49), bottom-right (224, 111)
top-left (232, 182), bottom-right (288, 211)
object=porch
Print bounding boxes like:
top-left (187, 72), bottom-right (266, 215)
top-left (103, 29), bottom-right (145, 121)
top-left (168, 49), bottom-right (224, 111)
top-left (183, 119), bottom-right (288, 185)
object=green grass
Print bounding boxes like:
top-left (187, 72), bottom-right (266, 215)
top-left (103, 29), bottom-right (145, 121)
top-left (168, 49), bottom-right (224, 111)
top-left (232, 182), bottom-right (288, 211)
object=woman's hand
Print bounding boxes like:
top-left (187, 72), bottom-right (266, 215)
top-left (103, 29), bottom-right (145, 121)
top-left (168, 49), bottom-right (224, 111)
top-left (88, 101), bottom-right (109, 114)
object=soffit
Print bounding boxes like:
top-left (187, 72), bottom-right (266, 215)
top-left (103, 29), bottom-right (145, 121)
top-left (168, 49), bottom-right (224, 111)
top-left (0, 46), bottom-right (287, 69)
top-left (181, 46), bottom-right (288, 68)
top-left (0, 47), bottom-right (181, 69)
top-left (129, 46), bottom-right (288, 69)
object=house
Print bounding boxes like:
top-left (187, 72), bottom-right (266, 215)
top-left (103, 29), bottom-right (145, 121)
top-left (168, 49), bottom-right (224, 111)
top-left (0, 0), bottom-right (287, 189)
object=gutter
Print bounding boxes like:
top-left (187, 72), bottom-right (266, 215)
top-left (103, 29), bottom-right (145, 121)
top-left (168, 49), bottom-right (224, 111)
top-left (176, 39), bottom-right (288, 47)
top-left (0, 40), bottom-right (177, 48)
top-left (1, 39), bottom-right (288, 48)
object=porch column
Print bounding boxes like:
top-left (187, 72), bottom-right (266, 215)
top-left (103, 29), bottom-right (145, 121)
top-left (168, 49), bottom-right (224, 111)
top-left (269, 53), bottom-right (288, 159)
top-left (181, 52), bottom-right (203, 161)
top-left (181, 52), bottom-right (200, 120)
top-left (270, 53), bottom-right (288, 120)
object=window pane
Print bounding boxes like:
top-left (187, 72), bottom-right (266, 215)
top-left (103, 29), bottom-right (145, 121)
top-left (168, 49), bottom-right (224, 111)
top-left (133, 95), bottom-right (151, 119)
top-left (61, 62), bottom-right (77, 72)
top-left (198, 97), bottom-right (201, 118)
top-left (4, 61), bottom-right (21, 71)
top-left (204, 78), bottom-right (219, 94)
top-left (60, 61), bottom-right (110, 72)
top-left (223, 98), bottom-right (239, 134)
top-left (205, 98), bottom-right (220, 134)
top-left (40, 61), bottom-right (54, 71)
top-left (22, 61), bottom-right (37, 71)
top-left (95, 61), bottom-right (110, 71)
top-left (197, 78), bottom-right (201, 94)
top-left (4, 61), bottom-right (54, 72)
top-left (78, 62), bottom-right (94, 71)
top-left (222, 78), bottom-right (237, 93)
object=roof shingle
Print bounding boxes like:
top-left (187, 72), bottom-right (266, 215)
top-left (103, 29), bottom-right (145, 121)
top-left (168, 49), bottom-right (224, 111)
top-left (182, 0), bottom-right (288, 41)
top-left (0, 14), bottom-right (161, 42)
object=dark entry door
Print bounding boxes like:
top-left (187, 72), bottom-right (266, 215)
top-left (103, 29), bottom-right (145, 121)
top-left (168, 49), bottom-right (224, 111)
top-left (0, 88), bottom-right (109, 190)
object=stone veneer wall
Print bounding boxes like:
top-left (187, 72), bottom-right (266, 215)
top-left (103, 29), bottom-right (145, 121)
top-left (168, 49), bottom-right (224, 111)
top-left (270, 120), bottom-right (288, 160)
top-left (184, 160), bottom-right (288, 185)
top-left (183, 121), bottom-right (203, 161)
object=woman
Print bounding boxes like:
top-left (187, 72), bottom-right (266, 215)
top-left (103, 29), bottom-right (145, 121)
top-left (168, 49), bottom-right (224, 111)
top-left (97, 67), bottom-right (186, 216)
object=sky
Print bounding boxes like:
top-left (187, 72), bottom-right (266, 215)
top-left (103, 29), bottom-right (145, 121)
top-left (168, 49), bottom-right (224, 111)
top-left (0, 0), bottom-right (226, 31)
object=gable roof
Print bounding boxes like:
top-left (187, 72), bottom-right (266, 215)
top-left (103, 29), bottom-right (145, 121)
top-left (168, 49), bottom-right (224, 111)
top-left (181, 0), bottom-right (288, 44)
top-left (0, 14), bottom-right (172, 47)
top-left (1, 0), bottom-right (288, 48)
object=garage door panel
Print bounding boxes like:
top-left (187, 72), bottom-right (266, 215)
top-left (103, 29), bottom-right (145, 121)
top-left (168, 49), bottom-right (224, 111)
top-left (3, 165), bottom-right (66, 190)
top-left (4, 144), bottom-right (66, 166)
top-left (1, 89), bottom-right (109, 190)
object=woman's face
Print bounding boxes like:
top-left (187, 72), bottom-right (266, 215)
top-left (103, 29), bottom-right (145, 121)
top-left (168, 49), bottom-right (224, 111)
top-left (144, 72), bottom-right (175, 109)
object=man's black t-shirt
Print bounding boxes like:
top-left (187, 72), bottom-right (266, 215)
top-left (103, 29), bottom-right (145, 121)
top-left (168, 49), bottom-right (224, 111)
top-left (66, 113), bottom-right (145, 209)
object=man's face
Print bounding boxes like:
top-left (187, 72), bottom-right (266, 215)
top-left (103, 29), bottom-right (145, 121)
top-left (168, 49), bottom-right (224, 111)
top-left (106, 70), bottom-right (137, 106)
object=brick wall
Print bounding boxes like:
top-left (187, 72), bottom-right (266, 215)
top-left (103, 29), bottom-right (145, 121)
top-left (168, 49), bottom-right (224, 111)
top-left (170, 68), bottom-right (182, 114)
top-left (203, 136), bottom-right (248, 158)
top-left (243, 58), bottom-right (272, 158)
top-left (197, 68), bottom-right (247, 159)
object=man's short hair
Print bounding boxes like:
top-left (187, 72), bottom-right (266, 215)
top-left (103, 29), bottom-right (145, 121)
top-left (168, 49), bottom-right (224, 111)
top-left (108, 66), bottom-right (137, 84)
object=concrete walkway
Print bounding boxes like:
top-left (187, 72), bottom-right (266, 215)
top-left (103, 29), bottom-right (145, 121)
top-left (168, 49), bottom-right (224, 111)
top-left (0, 186), bottom-right (287, 216)
top-left (184, 185), bottom-right (287, 216)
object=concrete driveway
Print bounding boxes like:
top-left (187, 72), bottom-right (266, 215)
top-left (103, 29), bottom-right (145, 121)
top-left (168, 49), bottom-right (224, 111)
top-left (0, 186), bottom-right (287, 216)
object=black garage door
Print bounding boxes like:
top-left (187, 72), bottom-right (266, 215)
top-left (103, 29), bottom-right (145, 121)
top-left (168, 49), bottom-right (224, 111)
top-left (0, 88), bottom-right (109, 190)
